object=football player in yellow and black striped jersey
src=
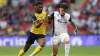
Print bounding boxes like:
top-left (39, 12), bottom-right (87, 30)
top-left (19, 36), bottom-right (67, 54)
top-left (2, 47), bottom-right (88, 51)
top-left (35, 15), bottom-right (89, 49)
top-left (18, 1), bottom-right (48, 56)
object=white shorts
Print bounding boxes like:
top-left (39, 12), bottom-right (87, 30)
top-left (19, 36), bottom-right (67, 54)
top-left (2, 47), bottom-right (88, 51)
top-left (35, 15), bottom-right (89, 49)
top-left (52, 33), bottom-right (69, 45)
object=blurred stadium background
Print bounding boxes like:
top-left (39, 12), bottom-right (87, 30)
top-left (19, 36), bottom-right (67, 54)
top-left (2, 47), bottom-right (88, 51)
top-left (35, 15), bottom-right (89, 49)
top-left (0, 0), bottom-right (100, 56)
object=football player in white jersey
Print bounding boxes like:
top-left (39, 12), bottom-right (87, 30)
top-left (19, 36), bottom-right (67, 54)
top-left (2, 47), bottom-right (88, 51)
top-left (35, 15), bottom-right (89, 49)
top-left (48, 3), bottom-right (78, 56)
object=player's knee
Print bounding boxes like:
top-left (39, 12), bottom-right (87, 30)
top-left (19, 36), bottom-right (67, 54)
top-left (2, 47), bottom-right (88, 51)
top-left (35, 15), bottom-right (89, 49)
top-left (64, 39), bottom-right (69, 44)
top-left (64, 37), bottom-right (69, 44)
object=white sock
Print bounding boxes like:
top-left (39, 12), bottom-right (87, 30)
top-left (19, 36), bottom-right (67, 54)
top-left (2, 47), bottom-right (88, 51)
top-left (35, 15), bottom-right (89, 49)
top-left (51, 52), bottom-right (53, 56)
top-left (65, 43), bottom-right (70, 56)
top-left (29, 54), bottom-right (34, 56)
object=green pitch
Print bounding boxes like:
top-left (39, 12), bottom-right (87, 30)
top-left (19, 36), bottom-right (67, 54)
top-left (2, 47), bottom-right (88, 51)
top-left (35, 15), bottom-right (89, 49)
top-left (0, 46), bottom-right (100, 56)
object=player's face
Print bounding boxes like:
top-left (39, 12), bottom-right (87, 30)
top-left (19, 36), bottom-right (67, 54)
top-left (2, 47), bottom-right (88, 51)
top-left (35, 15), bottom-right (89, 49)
top-left (36, 4), bottom-right (43, 13)
top-left (59, 8), bottom-right (66, 16)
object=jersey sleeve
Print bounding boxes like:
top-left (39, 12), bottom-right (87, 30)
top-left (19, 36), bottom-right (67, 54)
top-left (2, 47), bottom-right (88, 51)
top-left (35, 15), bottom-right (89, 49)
top-left (48, 13), bottom-right (54, 24)
top-left (51, 13), bottom-right (54, 19)
top-left (32, 14), bottom-right (36, 21)
top-left (69, 16), bottom-right (72, 22)
top-left (65, 13), bottom-right (71, 21)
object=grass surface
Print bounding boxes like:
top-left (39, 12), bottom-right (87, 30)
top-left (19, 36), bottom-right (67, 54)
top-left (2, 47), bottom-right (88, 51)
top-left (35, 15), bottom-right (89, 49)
top-left (0, 46), bottom-right (100, 56)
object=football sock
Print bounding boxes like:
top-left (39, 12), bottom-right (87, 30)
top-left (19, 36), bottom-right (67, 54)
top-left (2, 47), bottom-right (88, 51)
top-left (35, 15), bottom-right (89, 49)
top-left (31, 45), bottom-right (43, 56)
top-left (18, 49), bottom-right (25, 56)
top-left (65, 43), bottom-right (70, 56)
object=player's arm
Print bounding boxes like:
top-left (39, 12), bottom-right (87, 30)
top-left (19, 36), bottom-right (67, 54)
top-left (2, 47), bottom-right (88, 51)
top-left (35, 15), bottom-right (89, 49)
top-left (35, 9), bottom-right (49, 28)
top-left (69, 17), bottom-right (78, 34)
top-left (32, 14), bottom-right (43, 28)
top-left (48, 13), bottom-right (54, 24)
top-left (44, 9), bottom-right (49, 24)
top-left (34, 21), bottom-right (43, 28)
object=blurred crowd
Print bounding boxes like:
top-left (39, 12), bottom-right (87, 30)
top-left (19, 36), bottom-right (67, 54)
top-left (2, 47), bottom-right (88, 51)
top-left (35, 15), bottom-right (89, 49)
top-left (0, 0), bottom-right (100, 36)
top-left (71, 0), bottom-right (100, 35)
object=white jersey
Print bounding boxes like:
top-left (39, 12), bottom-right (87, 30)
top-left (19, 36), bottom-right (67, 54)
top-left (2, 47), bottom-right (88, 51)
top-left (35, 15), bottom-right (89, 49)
top-left (53, 11), bottom-right (71, 36)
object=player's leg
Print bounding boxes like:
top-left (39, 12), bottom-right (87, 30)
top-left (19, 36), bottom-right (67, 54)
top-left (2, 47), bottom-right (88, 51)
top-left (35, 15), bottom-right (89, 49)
top-left (52, 44), bottom-right (60, 56)
top-left (30, 35), bottom-right (45, 56)
top-left (52, 36), bottom-right (61, 56)
top-left (18, 43), bottom-right (32, 56)
top-left (18, 32), bottom-right (35, 56)
top-left (62, 33), bottom-right (70, 56)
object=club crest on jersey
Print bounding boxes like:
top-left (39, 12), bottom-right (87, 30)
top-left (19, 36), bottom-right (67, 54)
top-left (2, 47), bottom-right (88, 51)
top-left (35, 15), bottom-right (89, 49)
top-left (58, 19), bottom-right (67, 23)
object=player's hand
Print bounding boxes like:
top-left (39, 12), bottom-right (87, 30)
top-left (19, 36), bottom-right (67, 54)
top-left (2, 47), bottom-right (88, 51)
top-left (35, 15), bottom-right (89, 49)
top-left (34, 21), bottom-right (43, 28)
top-left (74, 27), bottom-right (78, 34)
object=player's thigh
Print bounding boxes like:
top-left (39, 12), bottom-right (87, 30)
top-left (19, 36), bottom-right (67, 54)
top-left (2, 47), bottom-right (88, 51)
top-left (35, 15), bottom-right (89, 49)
top-left (60, 33), bottom-right (70, 44)
top-left (37, 35), bottom-right (46, 47)
top-left (24, 32), bottom-right (36, 52)
top-left (26, 32), bottom-right (36, 44)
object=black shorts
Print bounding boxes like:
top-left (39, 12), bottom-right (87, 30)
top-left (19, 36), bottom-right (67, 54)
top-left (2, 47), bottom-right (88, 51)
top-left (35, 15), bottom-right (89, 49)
top-left (26, 32), bottom-right (45, 44)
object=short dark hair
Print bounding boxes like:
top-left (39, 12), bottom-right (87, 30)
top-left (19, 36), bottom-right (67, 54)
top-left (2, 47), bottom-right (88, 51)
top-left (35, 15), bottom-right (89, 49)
top-left (60, 3), bottom-right (68, 9)
top-left (35, 1), bottom-right (43, 6)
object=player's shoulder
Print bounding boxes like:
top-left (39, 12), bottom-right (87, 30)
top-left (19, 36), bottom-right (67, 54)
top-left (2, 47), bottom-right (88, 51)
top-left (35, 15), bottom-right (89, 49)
top-left (54, 11), bottom-right (59, 14)
top-left (31, 13), bottom-right (36, 20)
top-left (32, 13), bottom-right (36, 17)
top-left (42, 10), bottom-right (46, 14)
top-left (42, 10), bottom-right (45, 12)
top-left (53, 11), bottom-right (60, 17)
top-left (65, 13), bottom-right (70, 18)
top-left (65, 13), bottom-right (70, 16)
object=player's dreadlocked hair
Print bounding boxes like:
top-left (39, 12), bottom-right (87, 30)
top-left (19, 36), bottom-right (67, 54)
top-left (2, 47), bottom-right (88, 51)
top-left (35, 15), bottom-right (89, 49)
top-left (35, 1), bottom-right (43, 6)
top-left (60, 3), bottom-right (68, 10)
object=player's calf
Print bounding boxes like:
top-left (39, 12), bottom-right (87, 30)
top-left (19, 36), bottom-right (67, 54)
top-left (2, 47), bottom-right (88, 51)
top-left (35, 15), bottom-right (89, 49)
top-left (29, 38), bottom-right (46, 56)
top-left (52, 44), bottom-right (59, 56)
top-left (18, 43), bottom-right (31, 56)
